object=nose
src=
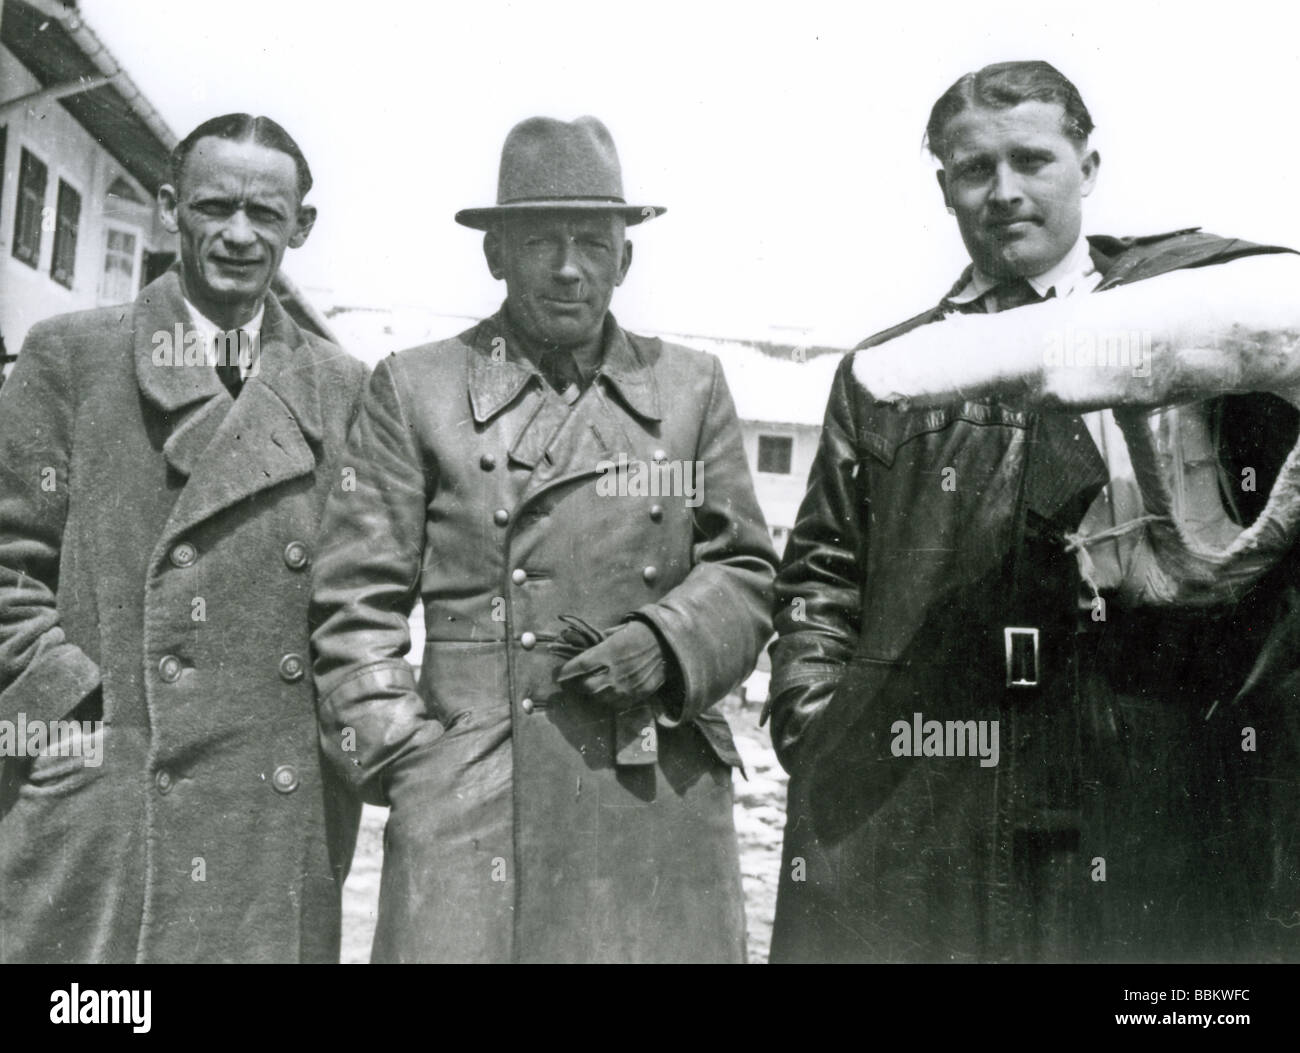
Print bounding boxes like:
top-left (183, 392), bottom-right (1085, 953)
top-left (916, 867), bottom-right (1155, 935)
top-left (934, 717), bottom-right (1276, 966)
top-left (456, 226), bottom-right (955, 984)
top-left (222, 208), bottom-right (257, 249)
top-left (988, 162), bottom-right (1024, 210)
top-left (552, 237), bottom-right (581, 284)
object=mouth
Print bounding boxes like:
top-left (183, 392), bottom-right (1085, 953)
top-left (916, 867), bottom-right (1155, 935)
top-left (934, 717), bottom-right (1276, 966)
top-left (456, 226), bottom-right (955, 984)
top-left (987, 218), bottom-right (1039, 234)
top-left (211, 257), bottom-right (264, 272)
top-left (540, 297), bottom-right (586, 310)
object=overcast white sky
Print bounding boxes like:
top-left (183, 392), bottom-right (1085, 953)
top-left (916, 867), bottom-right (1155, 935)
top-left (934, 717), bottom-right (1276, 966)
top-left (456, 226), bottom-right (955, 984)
top-left (82, 0), bottom-right (1300, 346)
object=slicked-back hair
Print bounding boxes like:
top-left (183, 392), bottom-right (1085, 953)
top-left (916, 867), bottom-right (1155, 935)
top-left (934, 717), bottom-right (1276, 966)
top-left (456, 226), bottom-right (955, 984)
top-left (925, 61), bottom-right (1094, 161)
top-left (170, 113), bottom-right (313, 199)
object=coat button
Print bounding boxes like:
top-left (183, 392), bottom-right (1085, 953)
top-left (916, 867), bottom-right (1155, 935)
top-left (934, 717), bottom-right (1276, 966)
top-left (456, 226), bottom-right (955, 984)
top-left (643, 566), bottom-right (659, 584)
top-left (520, 697), bottom-right (535, 714)
top-left (279, 653), bottom-right (305, 682)
top-left (493, 509), bottom-right (510, 527)
top-left (271, 764), bottom-right (300, 794)
top-left (520, 631), bottom-right (537, 650)
top-left (158, 655), bottom-right (182, 683)
top-left (169, 542), bottom-right (197, 568)
top-left (652, 449), bottom-right (667, 463)
top-left (480, 453), bottom-right (496, 471)
top-left (511, 568), bottom-right (527, 586)
top-left (649, 504), bottom-right (664, 521)
top-left (283, 540), bottom-right (309, 570)
top-left (155, 769), bottom-right (174, 794)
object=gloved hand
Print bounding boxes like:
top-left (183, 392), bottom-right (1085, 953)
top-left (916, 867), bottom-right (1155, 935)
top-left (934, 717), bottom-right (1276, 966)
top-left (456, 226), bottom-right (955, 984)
top-left (552, 616), bottom-right (667, 711)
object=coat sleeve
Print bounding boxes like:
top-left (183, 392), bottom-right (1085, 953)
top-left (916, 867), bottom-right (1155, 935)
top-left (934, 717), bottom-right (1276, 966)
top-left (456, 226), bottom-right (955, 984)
top-left (0, 322), bottom-right (102, 729)
top-left (631, 355), bottom-right (779, 725)
top-left (763, 353), bottom-right (864, 775)
top-left (309, 354), bottom-right (439, 803)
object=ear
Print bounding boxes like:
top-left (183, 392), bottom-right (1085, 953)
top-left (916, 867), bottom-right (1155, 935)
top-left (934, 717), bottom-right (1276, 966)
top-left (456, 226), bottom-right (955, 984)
top-left (1079, 148), bottom-right (1101, 198)
top-left (615, 240), bottom-right (633, 287)
top-left (935, 168), bottom-right (951, 211)
top-left (483, 230), bottom-right (505, 280)
top-left (158, 184), bottom-right (180, 234)
top-left (288, 204), bottom-right (317, 249)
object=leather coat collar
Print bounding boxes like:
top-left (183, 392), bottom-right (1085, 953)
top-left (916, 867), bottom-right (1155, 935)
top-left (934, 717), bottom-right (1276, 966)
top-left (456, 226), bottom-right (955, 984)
top-left (466, 306), bottom-right (662, 424)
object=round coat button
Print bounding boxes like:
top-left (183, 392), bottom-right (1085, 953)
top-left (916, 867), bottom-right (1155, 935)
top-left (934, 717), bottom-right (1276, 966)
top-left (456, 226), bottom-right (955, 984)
top-left (652, 449), bottom-right (667, 463)
top-left (283, 541), bottom-right (309, 570)
top-left (158, 655), bottom-right (182, 683)
top-left (279, 653), bottom-right (305, 682)
top-left (271, 764), bottom-right (300, 794)
top-left (520, 697), bottom-right (535, 714)
top-left (169, 542), bottom-right (197, 568)
top-left (511, 568), bottom-right (527, 586)
top-left (649, 504), bottom-right (664, 521)
top-left (480, 453), bottom-right (496, 471)
top-left (493, 509), bottom-right (510, 527)
top-left (643, 566), bottom-right (659, 584)
top-left (155, 769), bottom-right (174, 794)
top-left (520, 631), bottom-right (537, 650)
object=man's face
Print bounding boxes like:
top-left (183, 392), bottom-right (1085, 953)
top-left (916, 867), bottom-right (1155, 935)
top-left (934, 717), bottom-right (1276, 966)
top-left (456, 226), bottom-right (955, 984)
top-left (937, 100), bottom-right (1099, 280)
top-left (158, 136), bottom-right (315, 322)
top-left (485, 211), bottom-right (633, 348)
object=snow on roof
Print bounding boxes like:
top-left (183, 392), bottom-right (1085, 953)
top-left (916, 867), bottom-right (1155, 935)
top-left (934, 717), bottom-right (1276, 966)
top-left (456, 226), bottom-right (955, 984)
top-left (666, 335), bottom-right (842, 427)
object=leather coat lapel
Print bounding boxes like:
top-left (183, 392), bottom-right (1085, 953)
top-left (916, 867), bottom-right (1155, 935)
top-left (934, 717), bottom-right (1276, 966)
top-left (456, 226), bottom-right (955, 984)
top-left (515, 383), bottom-right (633, 506)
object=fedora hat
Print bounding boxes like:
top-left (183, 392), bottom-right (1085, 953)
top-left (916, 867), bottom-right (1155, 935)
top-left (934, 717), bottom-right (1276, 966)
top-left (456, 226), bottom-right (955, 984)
top-left (455, 115), bottom-right (665, 230)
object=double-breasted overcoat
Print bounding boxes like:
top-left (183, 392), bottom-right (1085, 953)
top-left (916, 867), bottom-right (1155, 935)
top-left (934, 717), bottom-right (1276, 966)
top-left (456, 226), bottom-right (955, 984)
top-left (310, 308), bottom-right (778, 962)
top-left (0, 270), bottom-right (367, 962)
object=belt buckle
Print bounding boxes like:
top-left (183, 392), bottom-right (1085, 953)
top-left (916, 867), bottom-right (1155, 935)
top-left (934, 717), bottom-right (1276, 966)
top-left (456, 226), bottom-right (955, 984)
top-left (1004, 626), bottom-right (1040, 688)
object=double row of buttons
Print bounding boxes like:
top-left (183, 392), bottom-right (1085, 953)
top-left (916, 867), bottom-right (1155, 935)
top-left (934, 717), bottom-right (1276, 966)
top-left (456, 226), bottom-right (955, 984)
top-left (157, 652), bottom-right (304, 684)
top-left (169, 540), bottom-right (310, 570)
top-left (153, 763), bottom-right (299, 796)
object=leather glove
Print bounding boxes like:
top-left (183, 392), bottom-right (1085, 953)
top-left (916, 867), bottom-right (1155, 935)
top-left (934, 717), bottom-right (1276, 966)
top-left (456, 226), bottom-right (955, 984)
top-left (552, 616), bottom-right (667, 711)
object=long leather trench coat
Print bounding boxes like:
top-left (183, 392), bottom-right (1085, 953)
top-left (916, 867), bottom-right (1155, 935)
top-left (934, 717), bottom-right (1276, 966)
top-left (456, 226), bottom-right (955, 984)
top-left (766, 230), bottom-right (1300, 962)
top-left (310, 308), bottom-right (777, 963)
top-left (0, 270), bottom-right (367, 963)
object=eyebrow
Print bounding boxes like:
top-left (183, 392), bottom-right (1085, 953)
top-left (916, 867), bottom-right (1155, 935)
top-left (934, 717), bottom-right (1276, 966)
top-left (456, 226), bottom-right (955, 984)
top-left (189, 192), bottom-right (289, 214)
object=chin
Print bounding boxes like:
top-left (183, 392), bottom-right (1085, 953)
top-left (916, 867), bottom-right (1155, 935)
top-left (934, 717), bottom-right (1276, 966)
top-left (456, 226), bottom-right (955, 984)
top-left (541, 322), bottom-right (595, 346)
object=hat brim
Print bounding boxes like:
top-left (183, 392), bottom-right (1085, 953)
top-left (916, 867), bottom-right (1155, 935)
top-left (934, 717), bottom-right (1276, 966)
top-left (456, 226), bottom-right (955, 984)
top-left (455, 200), bottom-right (666, 230)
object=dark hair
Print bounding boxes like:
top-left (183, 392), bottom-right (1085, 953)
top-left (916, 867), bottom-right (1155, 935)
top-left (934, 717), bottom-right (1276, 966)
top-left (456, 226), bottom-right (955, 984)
top-left (170, 113), bottom-right (313, 199)
top-left (925, 61), bottom-right (1094, 160)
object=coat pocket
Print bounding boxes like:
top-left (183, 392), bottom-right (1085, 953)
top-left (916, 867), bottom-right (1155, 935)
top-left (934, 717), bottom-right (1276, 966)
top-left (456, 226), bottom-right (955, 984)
top-left (19, 720), bottom-right (105, 797)
top-left (692, 708), bottom-right (745, 775)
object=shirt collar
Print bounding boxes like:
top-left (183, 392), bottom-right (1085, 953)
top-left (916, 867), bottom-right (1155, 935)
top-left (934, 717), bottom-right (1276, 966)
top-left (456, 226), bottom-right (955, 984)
top-left (183, 298), bottom-right (265, 379)
top-left (944, 232), bottom-right (1100, 306)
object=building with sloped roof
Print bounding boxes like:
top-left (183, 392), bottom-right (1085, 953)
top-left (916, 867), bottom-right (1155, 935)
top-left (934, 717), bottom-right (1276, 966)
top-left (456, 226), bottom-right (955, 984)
top-left (0, 0), bottom-right (330, 374)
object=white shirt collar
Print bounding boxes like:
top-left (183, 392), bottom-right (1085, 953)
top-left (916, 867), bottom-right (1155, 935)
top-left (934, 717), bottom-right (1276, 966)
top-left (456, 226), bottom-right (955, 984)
top-left (945, 232), bottom-right (1100, 306)
top-left (183, 298), bottom-right (265, 381)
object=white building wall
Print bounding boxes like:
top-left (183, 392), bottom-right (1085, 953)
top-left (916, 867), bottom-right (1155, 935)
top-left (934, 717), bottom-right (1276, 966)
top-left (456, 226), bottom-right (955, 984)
top-left (1, 44), bottom-right (171, 359)
top-left (740, 418), bottom-right (821, 551)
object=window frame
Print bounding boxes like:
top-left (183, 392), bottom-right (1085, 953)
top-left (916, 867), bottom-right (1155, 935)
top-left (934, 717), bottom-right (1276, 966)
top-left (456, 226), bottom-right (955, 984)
top-left (756, 433), bottom-right (794, 475)
top-left (99, 222), bottom-right (143, 305)
top-left (12, 146), bottom-right (48, 269)
top-left (49, 177), bottom-right (82, 289)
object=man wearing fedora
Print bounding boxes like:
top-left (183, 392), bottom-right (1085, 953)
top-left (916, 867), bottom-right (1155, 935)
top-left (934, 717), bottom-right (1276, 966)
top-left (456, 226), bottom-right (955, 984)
top-left (310, 116), bottom-right (777, 962)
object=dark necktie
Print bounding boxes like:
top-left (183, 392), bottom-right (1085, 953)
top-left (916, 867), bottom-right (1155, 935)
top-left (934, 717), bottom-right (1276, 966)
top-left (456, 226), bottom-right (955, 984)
top-left (987, 279), bottom-right (1109, 533)
top-left (541, 351), bottom-right (585, 395)
top-left (214, 332), bottom-right (245, 398)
